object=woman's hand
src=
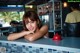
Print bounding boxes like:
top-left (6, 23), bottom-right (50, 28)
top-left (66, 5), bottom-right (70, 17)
top-left (23, 30), bottom-right (34, 35)
top-left (24, 34), bottom-right (33, 42)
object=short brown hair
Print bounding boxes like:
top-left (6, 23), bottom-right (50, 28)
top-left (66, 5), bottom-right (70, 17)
top-left (23, 11), bottom-right (42, 30)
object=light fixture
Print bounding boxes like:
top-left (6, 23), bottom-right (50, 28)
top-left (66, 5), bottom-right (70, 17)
top-left (63, 2), bottom-right (67, 7)
top-left (25, 5), bottom-right (33, 8)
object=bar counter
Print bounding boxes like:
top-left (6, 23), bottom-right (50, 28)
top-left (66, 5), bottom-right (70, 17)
top-left (0, 36), bottom-right (80, 53)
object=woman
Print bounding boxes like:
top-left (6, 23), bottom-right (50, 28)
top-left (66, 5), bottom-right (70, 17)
top-left (7, 11), bottom-right (48, 41)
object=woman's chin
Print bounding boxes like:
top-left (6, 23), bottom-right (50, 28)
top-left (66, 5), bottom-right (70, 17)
top-left (29, 29), bottom-right (35, 32)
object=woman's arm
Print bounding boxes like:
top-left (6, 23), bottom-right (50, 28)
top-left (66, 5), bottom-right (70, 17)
top-left (24, 25), bottom-right (48, 41)
top-left (7, 31), bottom-right (33, 41)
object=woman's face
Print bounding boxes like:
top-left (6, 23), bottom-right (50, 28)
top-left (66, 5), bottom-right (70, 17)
top-left (25, 18), bottom-right (38, 32)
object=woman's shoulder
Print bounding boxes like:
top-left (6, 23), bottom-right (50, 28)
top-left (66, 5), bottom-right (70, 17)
top-left (39, 21), bottom-right (48, 28)
top-left (41, 24), bottom-right (48, 28)
top-left (40, 24), bottom-right (48, 31)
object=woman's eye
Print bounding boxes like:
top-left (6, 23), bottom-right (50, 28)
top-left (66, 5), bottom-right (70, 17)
top-left (26, 23), bottom-right (28, 25)
top-left (26, 21), bottom-right (34, 24)
top-left (30, 21), bottom-right (34, 23)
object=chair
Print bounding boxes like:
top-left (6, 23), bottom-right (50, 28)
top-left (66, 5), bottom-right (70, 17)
top-left (64, 22), bottom-right (80, 37)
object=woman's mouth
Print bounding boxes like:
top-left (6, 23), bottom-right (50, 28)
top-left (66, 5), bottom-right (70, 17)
top-left (29, 27), bottom-right (34, 31)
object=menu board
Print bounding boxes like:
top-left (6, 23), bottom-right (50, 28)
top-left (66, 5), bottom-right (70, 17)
top-left (37, 2), bottom-right (52, 15)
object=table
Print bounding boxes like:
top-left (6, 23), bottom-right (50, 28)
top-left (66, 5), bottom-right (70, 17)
top-left (0, 36), bottom-right (80, 53)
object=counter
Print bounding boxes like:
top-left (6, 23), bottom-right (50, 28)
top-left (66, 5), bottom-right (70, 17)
top-left (0, 36), bottom-right (80, 53)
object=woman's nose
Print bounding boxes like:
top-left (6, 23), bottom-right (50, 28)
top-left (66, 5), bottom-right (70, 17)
top-left (28, 23), bottom-right (32, 27)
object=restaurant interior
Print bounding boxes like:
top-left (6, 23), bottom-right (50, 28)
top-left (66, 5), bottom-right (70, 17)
top-left (0, 0), bottom-right (80, 37)
top-left (0, 0), bottom-right (80, 53)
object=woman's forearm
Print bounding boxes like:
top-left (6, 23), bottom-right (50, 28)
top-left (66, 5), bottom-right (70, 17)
top-left (7, 30), bottom-right (34, 41)
top-left (7, 31), bottom-right (26, 41)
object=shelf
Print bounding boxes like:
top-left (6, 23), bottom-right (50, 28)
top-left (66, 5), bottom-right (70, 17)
top-left (49, 29), bottom-right (63, 32)
top-left (37, 1), bottom-right (62, 34)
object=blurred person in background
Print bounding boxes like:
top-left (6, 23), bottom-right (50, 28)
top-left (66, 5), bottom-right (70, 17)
top-left (65, 3), bottom-right (80, 23)
top-left (65, 3), bottom-right (80, 37)
top-left (10, 20), bottom-right (19, 27)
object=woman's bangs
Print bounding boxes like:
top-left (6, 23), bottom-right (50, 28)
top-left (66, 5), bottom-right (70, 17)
top-left (24, 18), bottom-right (29, 24)
top-left (30, 17), bottom-right (36, 21)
